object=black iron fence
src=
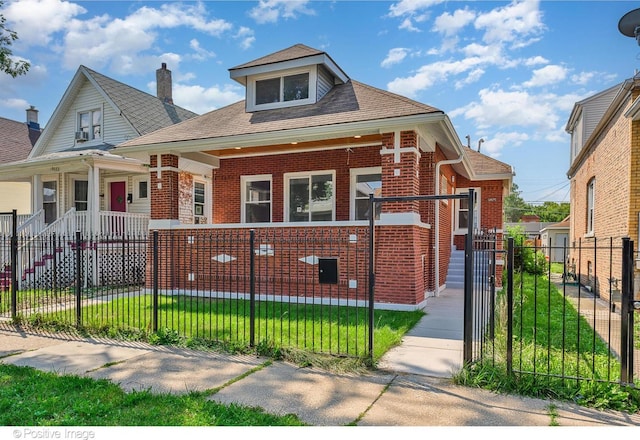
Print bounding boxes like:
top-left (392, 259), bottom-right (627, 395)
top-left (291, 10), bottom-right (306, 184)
top-left (0, 227), bottom-right (373, 359)
top-left (470, 233), bottom-right (639, 387)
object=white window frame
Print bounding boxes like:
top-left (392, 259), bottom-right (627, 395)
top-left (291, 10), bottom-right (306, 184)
top-left (193, 180), bottom-right (206, 219)
top-left (241, 174), bottom-right (272, 223)
top-left (586, 178), bottom-right (595, 236)
top-left (133, 176), bottom-right (149, 201)
top-left (72, 178), bottom-right (89, 212)
top-left (77, 108), bottom-right (102, 142)
top-left (284, 170), bottom-right (336, 223)
top-left (246, 67), bottom-right (317, 112)
top-left (454, 187), bottom-right (480, 234)
top-left (350, 167), bottom-right (382, 221)
top-left (42, 178), bottom-right (58, 225)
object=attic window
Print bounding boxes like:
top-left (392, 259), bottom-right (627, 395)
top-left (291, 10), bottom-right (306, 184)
top-left (248, 68), bottom-right (316, 111)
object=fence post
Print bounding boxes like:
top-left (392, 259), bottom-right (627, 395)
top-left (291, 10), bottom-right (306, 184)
top-left (620, 237), bottom-right (634, 384)
top-left (368, 193), bottom-right (376, 362)
top-left (10, 209), bottom-right (17, 319)
top-left (75, 230), bottom-right (82, 327)
top-left (463, 189), bottom-right (475, 365)
top-left (506, 237), bottom-right (514, 377)
top-left (249, 229), bottom-right (255, 348)
top-left (152, 230), bottom-right (159, 333)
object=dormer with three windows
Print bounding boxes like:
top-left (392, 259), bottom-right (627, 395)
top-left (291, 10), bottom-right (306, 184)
top-left (228, 44), bottom-right (349, 112)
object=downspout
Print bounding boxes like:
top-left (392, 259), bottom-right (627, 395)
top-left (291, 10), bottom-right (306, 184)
top-left (434, 150), bottom-right (465, 296)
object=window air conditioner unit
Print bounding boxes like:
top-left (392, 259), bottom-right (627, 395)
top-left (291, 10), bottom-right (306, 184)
top-left (75, 131), bottom-right (89, 142)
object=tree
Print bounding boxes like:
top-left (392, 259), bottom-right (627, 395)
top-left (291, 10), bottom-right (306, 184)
top-left (531, 201), bottom-right (570, 223)
top-left (0, 1), bottom-right (29, 77)
top-left (503, 183), bottom-right (531, 222)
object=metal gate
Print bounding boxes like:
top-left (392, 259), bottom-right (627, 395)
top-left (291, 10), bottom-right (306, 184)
top-left (367, 190), bottom-right (477, 364)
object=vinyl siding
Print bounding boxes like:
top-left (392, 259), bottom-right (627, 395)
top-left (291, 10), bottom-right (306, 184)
top-left (316, 64), bottom-right (333, 101)
top-left (42, 81), bottom-right (138, 155)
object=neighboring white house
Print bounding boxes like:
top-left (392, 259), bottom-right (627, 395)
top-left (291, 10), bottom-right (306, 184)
top-left (540, 217), bottom-right (570, 263)
top-left (0, 63), bottom-right (199, 237)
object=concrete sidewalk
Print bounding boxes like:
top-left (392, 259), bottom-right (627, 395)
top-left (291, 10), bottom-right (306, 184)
top-left (1, 322), bottom-right (638, 427)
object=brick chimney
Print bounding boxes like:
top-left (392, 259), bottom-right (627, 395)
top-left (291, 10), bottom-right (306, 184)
top-left (156, 63), bottom-right (173, 105)
top-left (26, 105), bottom-right (39, 130)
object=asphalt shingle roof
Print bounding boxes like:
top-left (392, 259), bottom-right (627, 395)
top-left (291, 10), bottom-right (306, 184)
top-left (0, 117), bottom-right (40, 163)
top-left (464, 147), bottom-right (513, 177)
top-left (229, 44), bottom-right (325, 71)
top-left (117, 80), bottom-right (443, 148)
top-left (83, 66), bottom-right (198, 136)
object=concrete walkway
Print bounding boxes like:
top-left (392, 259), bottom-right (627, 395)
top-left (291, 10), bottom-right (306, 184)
top-left (378, 288), bottom-right (464, 377)
top-left (1, 288), bottom-right (639, 427)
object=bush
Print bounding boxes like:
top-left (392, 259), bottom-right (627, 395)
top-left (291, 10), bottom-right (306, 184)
top-left (505, 225), bottom-right (548, 275)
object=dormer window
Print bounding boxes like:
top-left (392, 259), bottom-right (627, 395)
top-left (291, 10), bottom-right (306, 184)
top-left (247, 68), bottom-right (316, 112)
top-left (78, 109), bottom-right (101, 142)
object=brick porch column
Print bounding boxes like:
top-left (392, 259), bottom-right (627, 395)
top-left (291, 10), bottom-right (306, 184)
top-left (374, 131), bottom-right (428, 307)
top-left (150, 154), bottom-right (180, 221)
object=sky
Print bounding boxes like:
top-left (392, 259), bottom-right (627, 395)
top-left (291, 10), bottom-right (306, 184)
top-left (1, 0), bottom-right (640, 204)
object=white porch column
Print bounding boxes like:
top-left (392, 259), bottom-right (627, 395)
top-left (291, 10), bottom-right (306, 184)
top-left (32, 175), bottom-right (42, 215)
top-left (90, 165), bottom-right (100, 235)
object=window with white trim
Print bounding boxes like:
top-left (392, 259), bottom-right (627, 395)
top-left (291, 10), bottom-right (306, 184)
top-left (137, 180), bottom-right (148, 199)
top-left (74, 180), bottom-right (88, 211)
top-left (43, 180), bottom-right (57, 224)
top-left (285, 171), bottom-right (335, 222)
top-left (78, 109), bottom-right (101, 141)
top-left (242, 175), bottom-right (271, 223)
top-left (194, 181), bottom-right (205, 218)
top-left (350, 167), bottom-right (381, 220)
top-left (586, 178), bottom-right (595, 235)
top-left (247, 68), bottom-right (316, 111)
top-left (455, 188), bottom-right (480, 232)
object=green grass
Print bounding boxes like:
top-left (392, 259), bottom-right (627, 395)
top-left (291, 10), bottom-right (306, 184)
top-left (455, 271), bottom-right (640, 413)
top-left (0, 364), bottom-right (305, 426)
top-left (16, 294), bottom-right (424, 370)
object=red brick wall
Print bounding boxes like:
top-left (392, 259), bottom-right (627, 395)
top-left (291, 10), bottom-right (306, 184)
top-left (212, 146), bottom-right (381, 223)
top-left (569, 92), bottom-right (632, 298)
top-left (147, 224), bottom-right (432, 306)
top-left (150, 154), bottom-right (179, 220)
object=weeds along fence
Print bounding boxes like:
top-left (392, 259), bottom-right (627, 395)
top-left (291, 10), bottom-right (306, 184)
top-left (0, 227), bottom-right (373, 359)
top-left (476, 235), bottom-right (639, 387)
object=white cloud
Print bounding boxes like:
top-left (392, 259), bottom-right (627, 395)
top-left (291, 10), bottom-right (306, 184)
top-left (476, 131), bottom-right (529, 157)
top-left (388, 0), bottom-right (444, 18)
top-left (0, 97), bottom-right (31, 111)
top-left (524, 56), bottom-right (548, 66)
top-left (387, 57), bottom-right (483, 97)
top-left (235, 27), bottom-right (255, 50)
top-left (381, 48), bottom-right (409, 68)
top-left (522, 65), bottom-right (568, 88)
top-left (189, 39), bottom-right (216, 62)
top-left (173, 83), bottom-right (244, 115)
top-left (433, 8), bottom-right (475, 37)
top-left (474, 0), bottom-right (545, 47)
top-left (3, 0), bottom-right (86, 46)
top-left (451, 87), bottom-right (559, 133)
top-left (249, 0), bottom-right (315, 24)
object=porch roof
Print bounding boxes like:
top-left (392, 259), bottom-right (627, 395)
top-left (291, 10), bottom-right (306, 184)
top-left (0, 149), bottom-right (148, 180)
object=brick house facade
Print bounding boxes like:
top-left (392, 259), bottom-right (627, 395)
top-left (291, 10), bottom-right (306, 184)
top-left (566, 78), bottom-right (640, 300)
top-left (118, 44), bottom-right (513, 309)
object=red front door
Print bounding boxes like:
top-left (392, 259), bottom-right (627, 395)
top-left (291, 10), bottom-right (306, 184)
top-left (110, 181), bottom-right (126, 212)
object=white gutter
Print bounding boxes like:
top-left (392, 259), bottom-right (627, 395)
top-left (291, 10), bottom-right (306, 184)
top-left (434, 151), bottom-right (464, 296)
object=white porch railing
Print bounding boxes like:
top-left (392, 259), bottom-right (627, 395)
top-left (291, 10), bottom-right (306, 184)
top-left (0, 210), bottom-right (45, 235)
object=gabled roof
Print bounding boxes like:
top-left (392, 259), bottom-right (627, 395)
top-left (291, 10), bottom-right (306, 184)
top-left (229, 43), bottom-right (349, 86)
top-left (116, 79), bottom-right (442, 149)
top-left (29, 65), bottom-right (197, 158)
top-left (230, 44), bottom-right (324, 71)
top-left (0, 116), bottom-right (40, 163)
top-left (463, 147), bottom-right (513, 179)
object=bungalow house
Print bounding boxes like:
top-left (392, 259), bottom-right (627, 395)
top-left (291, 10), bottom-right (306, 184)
top-left (114, 44), bottom-right (513, 308)
top-left (0, 107), bottom-right (41, 219)
top-left (565, 76), bottom-right (640, 299)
